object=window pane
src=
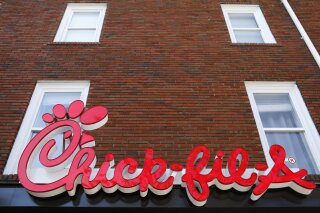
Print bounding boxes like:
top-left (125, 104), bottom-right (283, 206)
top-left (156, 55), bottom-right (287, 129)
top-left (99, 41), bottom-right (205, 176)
top-left (229, 13), bottom-right (258, 28)
top-left (34, 92), bottom-right (81, 128)
top-left (234, 30), bottom-right (264, 43)
top-left (31, 132), bottom-right (64, 168)
top-left (266, 132), bottom-right (317, 174)
top-left (254, 93), bottom-right (302, 128)
top-left (69, 12), bottom-right (100, 28)
top-left (65, 29), bottom-right (96, 42)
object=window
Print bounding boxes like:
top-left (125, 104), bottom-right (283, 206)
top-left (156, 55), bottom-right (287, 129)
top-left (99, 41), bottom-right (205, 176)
top-left (3, 81), bottom-right (90, 174)
top-left (245, 82), bottom-right (320, 174)
top-left (54, 3), bottom-right (107, 42)
top-left (221, 5), bottom-right (276, 44)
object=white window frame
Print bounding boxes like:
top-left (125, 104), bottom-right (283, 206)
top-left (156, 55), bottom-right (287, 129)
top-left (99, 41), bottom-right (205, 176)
top-left (245, 81), bottom-right (320, 173)
top-left (3, 81), bottom-right (90, 175)
top-left (54, 3), bottom-right (107, 42)
top-left (221, 4), bottom-right (276, 44)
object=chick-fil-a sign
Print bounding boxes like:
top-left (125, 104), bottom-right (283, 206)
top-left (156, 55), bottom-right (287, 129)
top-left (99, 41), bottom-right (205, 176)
top-left (18, 100), bottom-right (316, 206)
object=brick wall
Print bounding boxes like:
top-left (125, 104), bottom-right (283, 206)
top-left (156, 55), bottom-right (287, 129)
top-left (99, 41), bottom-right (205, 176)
top-left (0, 0), bottom-right (319, 182)
top-left (289, 0), bottom-right (320, 53)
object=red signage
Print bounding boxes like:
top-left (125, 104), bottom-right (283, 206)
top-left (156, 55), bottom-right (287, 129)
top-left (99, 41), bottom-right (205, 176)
top-left (18, 101), bottom-right (316, 206)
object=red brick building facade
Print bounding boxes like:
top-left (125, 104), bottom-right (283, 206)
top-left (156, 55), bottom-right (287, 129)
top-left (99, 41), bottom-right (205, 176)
top-left (0, 0), bottom-right (320, 210)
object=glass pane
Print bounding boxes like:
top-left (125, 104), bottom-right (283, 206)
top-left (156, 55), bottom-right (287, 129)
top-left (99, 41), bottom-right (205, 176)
top-left (31, 132), bottom-right (64, 168)
top-left (254, 93), bottom-right (302, 128)
top-left (234, 30), bottom-right (264, 43)
top-left (65, 29), bottom-right (96, 42)
top-left (266, 132), bottom-right (317, 174)
top-left (229, 13), bottom-right (258, 28)
top-left (69, 12), bottom-right (100, 28)
top-left (34, 92), bottom-right (81, 128)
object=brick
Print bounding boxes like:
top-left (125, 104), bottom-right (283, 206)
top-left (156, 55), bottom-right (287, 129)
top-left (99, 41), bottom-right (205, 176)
top-left (0, 0), bottom-right (320, 183)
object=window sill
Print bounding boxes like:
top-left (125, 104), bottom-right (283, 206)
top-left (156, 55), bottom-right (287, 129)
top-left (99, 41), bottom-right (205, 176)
top-left (47, 42), bottom-right (100, 45)
top-left (230, 43), bottom-right (281, 47)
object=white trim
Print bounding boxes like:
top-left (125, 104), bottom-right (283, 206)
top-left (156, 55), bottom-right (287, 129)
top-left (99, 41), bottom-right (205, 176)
top-left (264, 128), bottom-right (305, 132)
top-left (245, 81), bottom-right (320, 174)
top-left (3, 81), bottom-right (90, 175)
top-left (281, 0), bottom-right (320, 68)
top-left (221, 4), bottom-right (276, 44)
top-left (54, 3), bottom-right (107, 42)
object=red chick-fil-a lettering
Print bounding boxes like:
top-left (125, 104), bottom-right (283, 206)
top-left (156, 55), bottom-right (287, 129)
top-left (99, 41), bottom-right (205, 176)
top-left (18, 100), bottom-right (316, 206)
